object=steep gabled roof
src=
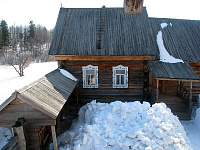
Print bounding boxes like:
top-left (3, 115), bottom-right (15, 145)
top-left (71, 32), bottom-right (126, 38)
top-left (49, 7), bottom-right (158, 56)
top-left (0, 69), bottom-right (78, 119)
top-left (150, 18), bottom-right (200, 62)
top-left (148, 61), bottom-right (200, 81)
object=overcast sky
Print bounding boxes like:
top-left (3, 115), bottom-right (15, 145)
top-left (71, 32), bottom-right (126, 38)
top-left (0, 0), bottom-right (200, 30)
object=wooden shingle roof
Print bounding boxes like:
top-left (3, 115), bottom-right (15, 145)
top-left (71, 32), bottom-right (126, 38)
top-left (49, 7), bottom-right (158, 56)
top-left (148, 61), bottom-right (200, 81)
top-left (0, 69), bottom-right (78, 119)
top-left (150, 18), bottom-right (200, 62)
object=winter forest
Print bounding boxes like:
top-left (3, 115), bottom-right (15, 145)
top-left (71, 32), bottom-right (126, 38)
top-left (0, 20), bottom-right (55, 76)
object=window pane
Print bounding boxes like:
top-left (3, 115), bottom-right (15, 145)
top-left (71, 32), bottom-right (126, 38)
top-left (121, 75), bottom-right (125, 85)
top-left (86, 75), bottom-right (90, 85)
top-left (116, 70), bottom-right (125, 74)
top-left (90, 75), bottom-right (95, 85)
top-left (116, 75), bottom-right (120, 85)
top-left (86, 70), bottom-right (95, 75)
top-left (86, 74), bottom-right (96, 85)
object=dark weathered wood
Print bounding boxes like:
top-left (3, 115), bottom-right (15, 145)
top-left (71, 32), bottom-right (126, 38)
top-left (60, 60), bottom-right (148, 103)
top-left (49, 8), bottom-right (158, 57)
top-left (189, 81), bottom-right (193, 115)
top-left (159, 94), bottom-right (190, 120)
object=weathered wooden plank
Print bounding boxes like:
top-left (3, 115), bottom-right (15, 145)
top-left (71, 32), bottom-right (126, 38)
top-left (56, 55), bottom-right (155, 61)
top-left (51, 126), bottom-right (58, 150)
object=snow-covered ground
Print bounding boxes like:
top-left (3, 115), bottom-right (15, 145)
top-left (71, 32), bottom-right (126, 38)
top-left (0, 62), bottom-right (58, 105)
top-left (0, 62), bottom-right (200, 150)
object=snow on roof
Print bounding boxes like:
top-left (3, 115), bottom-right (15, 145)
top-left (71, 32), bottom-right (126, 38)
top-left (54, 101), bottom-right (192, 150)
top-left (59, 69), bottom-right (77, 81)
top-left (157, 23), bottom-right (184, 63)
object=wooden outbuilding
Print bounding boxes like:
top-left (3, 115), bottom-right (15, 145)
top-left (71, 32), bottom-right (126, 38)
top-left (0, 69), bottom-right (78, 149)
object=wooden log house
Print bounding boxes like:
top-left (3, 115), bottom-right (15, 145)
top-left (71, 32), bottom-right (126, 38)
top-left (49, 6), bottom-right (200, 120)
top-left (0, 69), bottom-right (78, 149)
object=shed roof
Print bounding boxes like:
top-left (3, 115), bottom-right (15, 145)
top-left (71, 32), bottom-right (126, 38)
top-left (0, 69), bottom-right (78, 119)
top-left (148, 61), bottom-right (200, 81)
top-left (150, 18), bottom-right (200, 62)
top-left (49, 7), bottom-right (158, 56)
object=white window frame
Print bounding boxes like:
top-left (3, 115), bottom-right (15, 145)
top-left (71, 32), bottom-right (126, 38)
top-left (82, 65), bottom-right (98, 88)
top-left (113, 65), bottom-right (128, 88)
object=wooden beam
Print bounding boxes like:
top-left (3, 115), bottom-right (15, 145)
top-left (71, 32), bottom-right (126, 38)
top-left (189, 81), bottom-right (193, 116)
top-left (51, 126), bottom-right (58, 150)
top-left (11, 118), bottom-right (26, 150)
top-left (154, 78), bottom-right (200, 82)
top-left (156, 79), bottom-right (159, 102)
top-left (54, 55), bottom-right (156, 61)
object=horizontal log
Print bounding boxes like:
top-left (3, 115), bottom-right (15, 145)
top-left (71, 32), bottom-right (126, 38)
top-left (55, 55), bottom-right (155, 61)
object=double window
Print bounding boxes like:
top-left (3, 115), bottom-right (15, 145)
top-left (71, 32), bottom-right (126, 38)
top-left (113, 65), bottom-right (128, 88)
top-left (82, 65), bottom-right (98, 88)
top-left (82, 65), bottom-right (128, 88)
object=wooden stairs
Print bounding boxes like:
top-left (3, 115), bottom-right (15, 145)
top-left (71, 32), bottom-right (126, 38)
top-left (158, 94), bottom-right (191, 120)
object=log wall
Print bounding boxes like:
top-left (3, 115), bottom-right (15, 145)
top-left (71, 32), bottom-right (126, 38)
top-left (59, 60), bottom-right (148, 103)
top-left (0, 98), bottom-right (55, 150)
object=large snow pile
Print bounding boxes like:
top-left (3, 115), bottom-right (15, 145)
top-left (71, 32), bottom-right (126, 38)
top-left (0, 127), bottom-right (12, 149)
top-left (55, 101), bottom-right (192, 150)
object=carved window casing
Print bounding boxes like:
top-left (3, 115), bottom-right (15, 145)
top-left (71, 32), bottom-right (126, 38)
top-left (82, 65), bottom-right (98, 88)
top-left (113, 65), bottom-right (128, 88)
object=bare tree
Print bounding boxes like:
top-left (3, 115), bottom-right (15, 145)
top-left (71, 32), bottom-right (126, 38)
top-left (8, 45), bottom-right (30, 76)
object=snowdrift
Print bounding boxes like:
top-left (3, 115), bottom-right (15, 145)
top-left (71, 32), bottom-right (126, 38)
top-left (55, 101), bottom-right (192, 150)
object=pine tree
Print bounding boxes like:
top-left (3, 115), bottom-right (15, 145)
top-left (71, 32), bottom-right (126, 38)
top-left (0, 27), bottom-right (2, 51)
top-left (0, 20), bottom-right (9, 58)
top-left (0, 20), bottom-right (9, 47)
top-left (28, 20), bottom-right (35, 40)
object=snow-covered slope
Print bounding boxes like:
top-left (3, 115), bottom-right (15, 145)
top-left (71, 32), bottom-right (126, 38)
top-left (54, 101), bottom-right (192, 150)
top-left (0, 62), bottom-right (58, 105)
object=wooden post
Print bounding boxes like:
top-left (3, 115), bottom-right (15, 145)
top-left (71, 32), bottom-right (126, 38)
top-left (156, 79), bottom-right (159, 102)
top-left (12, 118), bottom-right (26, 150)
top-left (189, 81), bottom-right (193, 115)
top-left (177, 81), bottom-right (180, 95)
top-left (76, 86), bottom-right (79, 113)
top-left (51, 126), bottom-right (58, 150)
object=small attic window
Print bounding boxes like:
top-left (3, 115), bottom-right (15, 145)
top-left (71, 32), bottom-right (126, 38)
top-left (82, 65), bottom-right (98, 88)
top-left (113, 65), bottom-right (128, 88)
